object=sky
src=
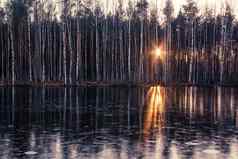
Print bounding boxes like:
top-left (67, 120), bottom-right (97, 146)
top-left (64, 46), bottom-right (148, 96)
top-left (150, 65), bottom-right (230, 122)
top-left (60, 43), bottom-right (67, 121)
top-left (100, 0), bottom-right (238, 16)
top-left (1, 0), bottom-right (238, 17)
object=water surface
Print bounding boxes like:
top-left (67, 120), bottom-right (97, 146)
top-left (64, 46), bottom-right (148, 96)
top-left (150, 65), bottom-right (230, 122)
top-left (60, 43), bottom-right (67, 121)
top-left (0, 86), bottom-right (237, 159)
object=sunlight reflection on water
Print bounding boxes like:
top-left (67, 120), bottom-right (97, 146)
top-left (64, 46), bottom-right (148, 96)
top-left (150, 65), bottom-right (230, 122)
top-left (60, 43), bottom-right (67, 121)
top-left (144, 86), bottom-right (165, 137)
top-left (0, 86), bottom-right (237, 159)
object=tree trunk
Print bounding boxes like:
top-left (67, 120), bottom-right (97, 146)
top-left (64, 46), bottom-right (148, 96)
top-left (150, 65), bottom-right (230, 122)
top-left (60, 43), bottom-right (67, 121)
top-left (28, 17), bottom-right (32, 82)
top-left (139, 19), bottom-right (144, 82)
top-left (63, 21), bottom-right (67, 85)
top-left (68, 20), bottom-right (73, 85)
top-left (96, 16), bottom-right (100, 81)
top-left (10, 23), bottom-right (15, 85)
top-left (128, 19), bottom-right (131, 82)
top-left (76, 18), bottom-right (82, 83)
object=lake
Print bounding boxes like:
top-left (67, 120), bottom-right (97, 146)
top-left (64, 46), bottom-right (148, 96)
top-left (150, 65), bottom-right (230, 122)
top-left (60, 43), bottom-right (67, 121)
top-left (0, 86), bottom-right (237, 159)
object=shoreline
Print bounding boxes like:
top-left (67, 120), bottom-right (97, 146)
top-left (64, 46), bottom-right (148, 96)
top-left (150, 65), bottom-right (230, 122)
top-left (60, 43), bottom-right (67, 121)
top-left (0, 81), bottom-right (238, 87)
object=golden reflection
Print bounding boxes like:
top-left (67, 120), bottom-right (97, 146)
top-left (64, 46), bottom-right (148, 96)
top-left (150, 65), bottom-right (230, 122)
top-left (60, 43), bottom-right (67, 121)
top-left (69, 145), bottom-right (78, 159)
top-left (236, 108), bottom-right (238, 128)
top-left (143, 86), bottom-right (166, 137)
top-left (229, 139), bottom-right (238, 159)
top-left (170, 143), bottom-right (182, 159)
top-left (51, 134), bottom-right (63, 159)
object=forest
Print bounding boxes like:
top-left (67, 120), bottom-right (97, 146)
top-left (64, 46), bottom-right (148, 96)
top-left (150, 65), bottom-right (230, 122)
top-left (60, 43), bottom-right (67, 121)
top-left (0, 0), bottom-right (238, 86)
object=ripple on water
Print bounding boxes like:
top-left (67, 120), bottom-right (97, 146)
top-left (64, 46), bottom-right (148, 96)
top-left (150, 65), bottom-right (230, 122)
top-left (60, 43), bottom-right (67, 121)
top-left (24, 151), bottom-right (38, 155)
top-left (0, 139), bottom-right (10, 142)
top-left (203, 149), bottom-right (220, 154)
top-left (185, 141), bottom-right (201, 146)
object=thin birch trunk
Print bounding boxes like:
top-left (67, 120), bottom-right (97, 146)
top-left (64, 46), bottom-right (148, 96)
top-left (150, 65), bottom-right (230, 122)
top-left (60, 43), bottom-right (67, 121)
top-left (128, 18), bottom-right (131, 81)
top-left (139, 19), bottom-right (144, 82)
top-left (68, 20), bottom-right (73, 85)
top-left (96, 16), bottom-right (100, 81)
top-left (42, 23), bottom-right (45, 83)
top-left (76, 18), bottom-right (81, 83)
top-left (10, 23), bottom-right (15, 85)
top-left (28, 16), bottom-right (32, 82)
top-left (63, 21), bottom-right (67, 85)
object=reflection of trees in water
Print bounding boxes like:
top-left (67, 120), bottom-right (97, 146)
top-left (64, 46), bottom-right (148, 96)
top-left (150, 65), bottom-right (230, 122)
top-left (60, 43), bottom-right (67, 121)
top-left (171, 86), bottom-right (238, 124)
top-left (0, 86), bottom-right (237, 130)
top-left (0, 87), bottom-right (237, 158)
top-left (0, 87), bottom-right (146, 130)
top-left (143, 86), bottom-right (166, 138)
top-left (141, 86), bottom-right (167, 159)
top-left (0, 87), bottom-right (143, 158)
top-left (142, 86), bottom-right (238, 159)
top-left (236, 108), bottom-right (238, 128)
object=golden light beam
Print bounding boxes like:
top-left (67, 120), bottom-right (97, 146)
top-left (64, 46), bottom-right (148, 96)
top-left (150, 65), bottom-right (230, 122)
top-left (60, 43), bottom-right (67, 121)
top-left (143, 86), bottom-right (166, 138)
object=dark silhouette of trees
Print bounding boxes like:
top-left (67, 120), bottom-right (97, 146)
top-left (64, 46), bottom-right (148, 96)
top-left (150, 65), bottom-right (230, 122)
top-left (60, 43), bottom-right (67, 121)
top-left (163, 0), bottom-right (174, 83)
top-left (0, 0), bottom-right (238, 86)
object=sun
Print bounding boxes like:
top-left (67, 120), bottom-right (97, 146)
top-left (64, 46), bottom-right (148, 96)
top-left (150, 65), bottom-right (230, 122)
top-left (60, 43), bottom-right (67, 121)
top-left (152, 46), bottom-right (164, 60)
top-left (155, 48), bottom-right (162, 58)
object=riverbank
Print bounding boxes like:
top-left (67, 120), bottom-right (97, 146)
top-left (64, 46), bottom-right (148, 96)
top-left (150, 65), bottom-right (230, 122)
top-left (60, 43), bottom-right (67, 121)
top-left (1, 81), bottom-right (238, 87)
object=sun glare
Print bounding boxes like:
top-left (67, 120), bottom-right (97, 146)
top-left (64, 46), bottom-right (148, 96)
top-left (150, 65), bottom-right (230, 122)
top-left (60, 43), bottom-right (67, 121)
top-left (152, 46), bottom-right (164, 60)
top-left (155, 48), bottom-right (162, 58)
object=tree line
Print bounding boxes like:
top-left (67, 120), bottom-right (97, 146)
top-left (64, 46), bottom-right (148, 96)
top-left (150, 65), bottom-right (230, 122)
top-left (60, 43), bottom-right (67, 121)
top-left (0, 0), bottom-right (238, 86)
